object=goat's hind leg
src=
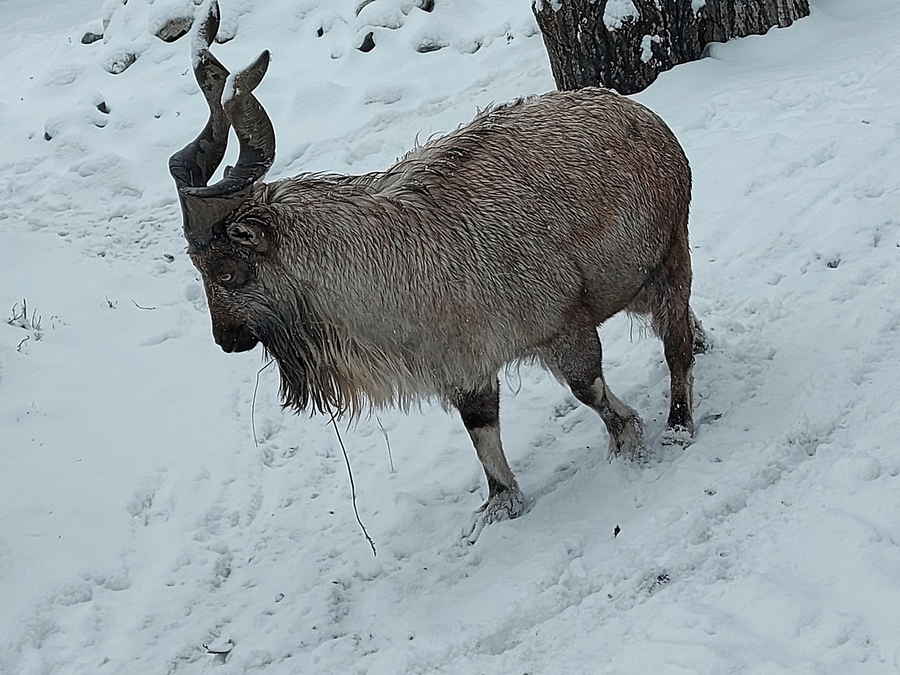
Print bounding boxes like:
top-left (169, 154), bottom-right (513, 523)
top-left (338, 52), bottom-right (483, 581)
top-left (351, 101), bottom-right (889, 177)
top-left (628, 295), bottom-right (701, 445)
top-left (548, 328), bottom-right (646, 461)
top-left (454, 379), bottom-right (526, 543)
top-left (659, 302), bottom-right (697, 445)
top-left (636, 238), bottom-right (700, 444)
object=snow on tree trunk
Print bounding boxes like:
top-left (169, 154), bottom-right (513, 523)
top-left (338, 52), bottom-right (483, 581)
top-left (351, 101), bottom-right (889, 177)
top-left (532, 0), bottom-right (809, 94)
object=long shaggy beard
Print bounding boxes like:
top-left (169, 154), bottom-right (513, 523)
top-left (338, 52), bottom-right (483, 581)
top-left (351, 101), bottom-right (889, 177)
top-left (258, 293), bottom-right (426, 419)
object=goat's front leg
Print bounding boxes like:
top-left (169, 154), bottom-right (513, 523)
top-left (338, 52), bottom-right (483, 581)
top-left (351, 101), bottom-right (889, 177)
top-left (454, 379), bottom-right (527, 543)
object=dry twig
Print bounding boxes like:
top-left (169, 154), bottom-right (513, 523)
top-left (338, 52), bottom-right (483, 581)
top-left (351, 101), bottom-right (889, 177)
top-left (251, 359), bottom-right (275, 446)
top-left (331, 417), bottom-right (377, 557)
top-left (375, 415), bottom-right (396, 473)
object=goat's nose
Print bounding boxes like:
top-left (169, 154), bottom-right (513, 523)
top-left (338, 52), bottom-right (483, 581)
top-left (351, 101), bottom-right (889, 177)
top-left (212, 325), bottom-right (234, 352)
top-left (214, 325), bottom-right (258, 353)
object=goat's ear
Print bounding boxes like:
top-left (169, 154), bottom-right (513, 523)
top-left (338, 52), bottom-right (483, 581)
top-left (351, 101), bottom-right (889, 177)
top-left (227, 221), bottom-right (269, 253)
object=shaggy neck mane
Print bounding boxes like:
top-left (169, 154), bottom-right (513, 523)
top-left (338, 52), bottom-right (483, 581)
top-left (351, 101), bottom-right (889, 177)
top-left (260, 284), bottom-right (426, 419)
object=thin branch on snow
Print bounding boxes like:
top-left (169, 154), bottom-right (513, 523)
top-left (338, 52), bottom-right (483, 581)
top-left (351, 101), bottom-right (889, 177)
top-left (251, 358), bottom-right (275, 446)
top-left (375, 415), bottom-right (396, 474)
top-left (331, 417), bottom-right (377, 557)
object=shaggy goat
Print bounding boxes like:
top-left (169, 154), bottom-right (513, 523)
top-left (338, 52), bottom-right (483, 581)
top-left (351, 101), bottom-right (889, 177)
top-left (170, 1), bottom-right (706, 538)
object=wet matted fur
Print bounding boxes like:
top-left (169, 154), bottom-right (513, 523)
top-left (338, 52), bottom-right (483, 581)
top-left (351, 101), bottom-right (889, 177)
top-left (185, 89), bottom-right (693, 420)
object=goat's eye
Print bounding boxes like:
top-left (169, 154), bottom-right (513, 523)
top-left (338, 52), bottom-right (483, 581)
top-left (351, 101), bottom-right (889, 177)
top-left (219, 272), bottom-right (234, 284)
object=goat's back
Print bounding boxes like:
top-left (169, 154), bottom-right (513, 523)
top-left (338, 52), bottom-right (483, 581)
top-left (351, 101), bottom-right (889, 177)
top-left (378, 87), bottom-right (691, 319)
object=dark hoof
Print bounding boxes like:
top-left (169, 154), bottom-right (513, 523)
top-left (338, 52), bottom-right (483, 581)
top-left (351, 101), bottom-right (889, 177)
top-left (608, 415), bottom-right (647, 462)
top-left (661, 425), bottom-right (694, 447)
top-left (463, 488), bottom-right (527, 544)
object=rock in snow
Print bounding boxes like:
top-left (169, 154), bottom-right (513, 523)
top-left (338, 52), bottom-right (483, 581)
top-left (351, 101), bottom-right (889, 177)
top-left (154, 15), bottom-right (194, 43)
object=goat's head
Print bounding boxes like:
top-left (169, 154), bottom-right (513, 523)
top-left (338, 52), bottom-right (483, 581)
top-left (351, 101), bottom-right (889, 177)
top-left (169, 0), bottom-right (277, 353)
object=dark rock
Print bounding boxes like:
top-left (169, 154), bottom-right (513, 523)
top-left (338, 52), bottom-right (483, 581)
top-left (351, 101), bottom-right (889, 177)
top-left (81, 31), bottom-right (103, 45)
top-left (105, 51), bottom-right (137, 75)
top-left (155, 16), bottom-right (193, 42)
top-left (358, 31), bottom-right (375, 52)
top-left (416, 39), bottom-right (446, 53)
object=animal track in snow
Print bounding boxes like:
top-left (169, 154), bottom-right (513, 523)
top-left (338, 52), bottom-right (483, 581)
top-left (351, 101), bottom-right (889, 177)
top-left (140, 327), bottom-right (183, 346)
top-left (42, 64), bottom-right (81, 87)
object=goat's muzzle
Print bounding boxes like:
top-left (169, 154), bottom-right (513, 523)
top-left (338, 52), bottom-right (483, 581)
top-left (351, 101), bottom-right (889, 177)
top-left (214, 324), bottom-right (259, 353)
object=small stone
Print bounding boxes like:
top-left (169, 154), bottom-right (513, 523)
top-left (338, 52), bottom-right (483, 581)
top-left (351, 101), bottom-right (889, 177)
top-left (203, 638), bottom-right (234, 655)
top-left (155, 16), bottom-right (193, 42)
top-left (416, 39), bottom-right (446, 53)
top-left (461, 39), bottom-right (482, 54)
top-left (105, 51), bottom-right (137, 75)
top-left (358, 32), bottom-right (375, 53)
top-left (81, 31), bottom-right (103, 45)
top-left (96, 100), bottom-right (110, 114)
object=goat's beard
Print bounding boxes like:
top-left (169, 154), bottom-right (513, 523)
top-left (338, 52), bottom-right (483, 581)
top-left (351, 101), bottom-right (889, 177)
top-left (259, 308), bottom-right (350, 418)
top-left (256, 292), bottom-right (388, 420)
top-left (257, 290), bottom-right (425, 420)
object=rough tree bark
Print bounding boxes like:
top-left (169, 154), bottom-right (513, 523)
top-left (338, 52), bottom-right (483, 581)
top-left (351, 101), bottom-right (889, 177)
top-left (532, 0), bottom-right (809, 94)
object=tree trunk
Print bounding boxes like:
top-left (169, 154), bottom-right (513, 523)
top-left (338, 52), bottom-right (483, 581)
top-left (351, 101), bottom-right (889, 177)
top-left (532, 0), bottom-right (809, 94)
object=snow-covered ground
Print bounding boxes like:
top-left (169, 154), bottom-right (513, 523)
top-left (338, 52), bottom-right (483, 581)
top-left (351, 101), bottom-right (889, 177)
top-left (2, 0), bottom-right (900, 672)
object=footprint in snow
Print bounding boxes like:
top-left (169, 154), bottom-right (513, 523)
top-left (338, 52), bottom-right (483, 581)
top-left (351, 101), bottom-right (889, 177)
top-left (42, 64), bottom-right (81, 87)
top-left (140, 328), bottom-right (183, 346)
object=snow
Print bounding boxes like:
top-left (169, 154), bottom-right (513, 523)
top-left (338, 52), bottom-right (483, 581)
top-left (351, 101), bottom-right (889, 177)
top-left (640, 34), bottom-right (661, 64)
top-left (222, 72), bottom-right (237, 107)
top-left (2, 0), bottom-right (900, 673)
top-left (603, 0), bottom-right (638, 29)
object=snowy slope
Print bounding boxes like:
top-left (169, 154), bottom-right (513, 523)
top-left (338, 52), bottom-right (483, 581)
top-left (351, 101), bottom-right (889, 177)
top-left (2, 0), bottom-right (900, 673)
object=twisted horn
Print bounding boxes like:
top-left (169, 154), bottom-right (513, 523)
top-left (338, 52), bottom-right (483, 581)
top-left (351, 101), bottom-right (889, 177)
top-left (183, 50), bottom-right (275, 200)
top-left (168, 0), bottom-right (228, 190)
top-left (170, 1), bottom-right (276, 248)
